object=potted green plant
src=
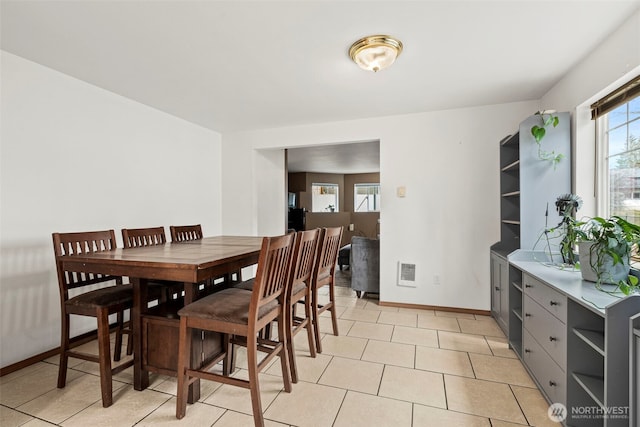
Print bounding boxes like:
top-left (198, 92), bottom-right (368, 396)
top-left (574, 216), bottom-right (640, 295)
top-left (553, 194), bottom-right (583, 265)
top-left (530, 110), bottom-right (563, 167)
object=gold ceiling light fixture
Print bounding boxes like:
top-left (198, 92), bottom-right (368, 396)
top-left (349, 35), bottom-right (403, 72)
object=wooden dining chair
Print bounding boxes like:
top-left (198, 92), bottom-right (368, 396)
top-left (285, 229), bottom-right (321, 383)
top-left (176, 233), bottom-right (296, 427)
top-left (52, 230), bottom-right (134, 408)
top-left (122, 226), bottom-right (166, 248)
top-left (311, 226), bottom-right (344, 353)
top-left (169, 224), bottom-right (240, 293)
top-left (169, 224), bottom-right (203, 242)
top-left (121, 226), bottom-right (184, 302)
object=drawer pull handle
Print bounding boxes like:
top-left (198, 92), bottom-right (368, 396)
top-left (525, 284), bottom-right (532, 288)
top-left (549, 301), bottom-right (559, 306)
top-left (549, 381), bottom-right (556, 387)
top-left (524, 313), bottom-right (531, 317)
top-left (524, 349), bottom-right (531, 353)
top-left (495, 286), bottom-right (500, 291)
top-left (549, 336), bottom-right (557, 342)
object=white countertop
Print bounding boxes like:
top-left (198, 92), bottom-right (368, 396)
top-left (507, 250), bottom-right (631, 316)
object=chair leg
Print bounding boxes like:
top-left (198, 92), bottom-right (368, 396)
top-left (285, 302), bottom-right (298, 384)
top-left (311, 288), bottom-right (323, 354)
top-left (222, 333), bottom-right (234, 376)
top-left (277, 315), bottom-right (292, 392)
top-left (57, 313), bottom-right (70, 389)
top-left (113, 310), bottom-right (124, 361)
top-left (96, 308), bottom-right (113, 407)
top-left (247, 336), bottom-right (265, 427)
top-left (304, 295), bottom-right (316, 358)
top-left (328, 284), bottom-right (339, 337)
top-left (126, 320), bottom-right (134, 356)
top-left (176, 317), bottom-right (192, 419)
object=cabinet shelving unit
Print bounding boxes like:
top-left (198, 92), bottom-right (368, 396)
top-left (631, 315), bottom-right (640, 426)
top-left (507, 254), bottom-right (639, 427)
top-left (509, 266), bottom-right (523, 356)
top-left (491, 112), bottom-right (571, 337)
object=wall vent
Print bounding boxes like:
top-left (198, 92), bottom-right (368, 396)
top-left (397, 262), bottom-right (416, 287)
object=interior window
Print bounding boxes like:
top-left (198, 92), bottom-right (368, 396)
top-left (311, 183), bottom-right (339, 212)
top-left (596, 94), bottom-right (640, 225)
top-left (354, 183), bottom-right (380, 212)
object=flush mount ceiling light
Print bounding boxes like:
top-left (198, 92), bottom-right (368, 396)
top-left (349, 35), bottom-right (403, 72)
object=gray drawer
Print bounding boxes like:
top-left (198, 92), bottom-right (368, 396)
top-left (523, 329), bottom-right (567, 406)
top-left (523, 273), bottom-right (567, 323)
top-left (523, 295), bottom-right (567, 370)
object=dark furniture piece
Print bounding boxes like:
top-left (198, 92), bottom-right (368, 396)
top-left (122, 226), bottom-right (182, 301)
top-left (52, 230), bottom-right (134, 408)
top-left (169, 224), bottom-right (238, 294)
top-left (175, 234), bottom-right (295, 427)
top-left (338, 244), bottom-right (351, 270)
top-left (288, 207), bottom-right (305, 231)
top-left (350, 236), bottom-right (380, 298)
top-left (54, 236), bottom-right (263, 394)
top-left (122, 226), bottom-right (167, 248)
top-left (311, 226), bottom-right (343, 353)
top-left (170, 224), bottom-right (203, 242)
top-left (286, 229), bottom-right (320, 382)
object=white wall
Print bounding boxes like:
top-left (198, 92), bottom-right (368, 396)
top-left (222, 101), bottom-right (537, 310)
top-left (0, 52), bottom-right (223, 368)
top-left (541, 10), bottom-right (640, 218)
top-left (220, 8), bottom-right (640, 312)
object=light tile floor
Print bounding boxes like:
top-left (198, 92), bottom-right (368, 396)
top-left (0, 284), bottom-right (562, 427)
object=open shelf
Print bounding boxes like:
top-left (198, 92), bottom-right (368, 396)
top-left (511, 339), bottom-right (522, 357)
top-left (501, 160), bottom-right (520, 172)
top-left (512, 307), bottom-right (523, 321)
top-left (502, 220), bottom-right (520, 225)
top-left (512, 281), bottom-right (523, 292)
top-left (573, 328), bottom-right (605, 357)
top-left (572, 372), bottom-right (605, 410)
top-left (634, 328), bottom-right (640, 338)
top-left (501, 190), bottom-right (520, 198)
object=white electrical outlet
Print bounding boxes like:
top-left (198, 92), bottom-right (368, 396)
top-left (349, 224), bottom-right (355, 231)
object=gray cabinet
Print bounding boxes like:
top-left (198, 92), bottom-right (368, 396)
top-left (509, 251), bottom-right (640, 427)
top-left (491, 113), bottom-right (571, 338)
top-left (490, 252), bottom-right (509, 334)
top-left (632, 314), bottom-right (640, 426)
top-left (491, 112), bottom-right (571, 257)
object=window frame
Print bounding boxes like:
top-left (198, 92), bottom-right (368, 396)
top-left (354, 183), bottom-right (381, 212)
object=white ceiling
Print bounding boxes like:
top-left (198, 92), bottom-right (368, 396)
top-left (2, 1), bottom-right (638, 172)
top-left (287, 140), bottom-right (380, 173)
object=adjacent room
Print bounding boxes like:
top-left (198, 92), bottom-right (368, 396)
top-left (1, 1), bottom-right (639, 426)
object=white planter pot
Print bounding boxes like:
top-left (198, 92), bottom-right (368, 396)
top-left (578, 241), bottom-right (630, 284)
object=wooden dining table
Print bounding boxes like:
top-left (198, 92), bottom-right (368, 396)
top-left (56, 235), bottom-right (263, 396)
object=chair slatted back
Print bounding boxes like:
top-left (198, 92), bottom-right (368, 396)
top-left (314, 227), bottom-right (343, 282)
top-left (251, 233), bottom-right (296, 313)
top-left (52, 230), bottom-right (121, 294)
top-left (170, 224), bottom-right (203, 242)
top-left (122, 226), bottom-right (166, 248)
top-left (289, 229), bottom-right (320, 291)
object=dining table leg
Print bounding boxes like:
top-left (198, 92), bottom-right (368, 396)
top-left (131, 277), bottom-right (149, 391)
top-left (183, 281), bottom-right (201, 403)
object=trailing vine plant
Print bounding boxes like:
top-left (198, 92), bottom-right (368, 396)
top-left (531, 110), bottom-right (563, 167)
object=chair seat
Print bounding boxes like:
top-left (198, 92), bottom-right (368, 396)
top-left (232, 278), bottom-right (255, 291)
top-left (66, 284), bottom-right (133, 309)
top-left (178, 288), bottom-right (279, 325)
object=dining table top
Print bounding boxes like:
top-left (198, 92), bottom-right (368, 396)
top-left (57, 235), bottom-right (264, 283)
